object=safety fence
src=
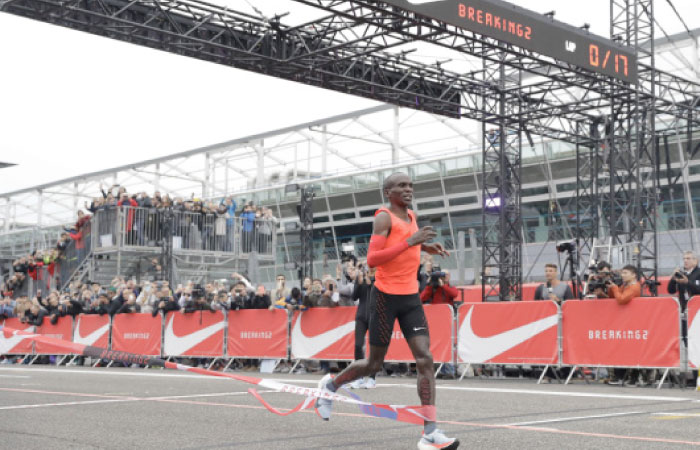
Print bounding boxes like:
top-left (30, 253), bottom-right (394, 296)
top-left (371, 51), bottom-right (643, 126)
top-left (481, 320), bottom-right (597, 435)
top-left (92, 206), bottom-right (276, 256)
top-left (2, 298), bottom-right (697, 376)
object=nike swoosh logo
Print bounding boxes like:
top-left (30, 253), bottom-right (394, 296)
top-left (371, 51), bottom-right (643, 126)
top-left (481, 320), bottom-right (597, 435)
top-left (688, 308), bottom-right (700, 368)
top-left (458, 306), bottom-right (558, 363)
top-left (0, 326), bottom-right (35, 354)
top-left (73, 317), bottom-right (110, 346)
top-left (291, 313), bottom-right (355, 359)
top-left (163, 314), bottom-right (225, 356)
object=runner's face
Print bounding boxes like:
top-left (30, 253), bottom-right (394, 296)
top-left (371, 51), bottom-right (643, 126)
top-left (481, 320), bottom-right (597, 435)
top-left (385, 175), bottom-right (413, 206)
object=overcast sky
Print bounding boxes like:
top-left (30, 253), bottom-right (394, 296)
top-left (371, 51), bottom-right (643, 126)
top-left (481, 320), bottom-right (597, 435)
top-left (0, 0), bottom-right (697, 195)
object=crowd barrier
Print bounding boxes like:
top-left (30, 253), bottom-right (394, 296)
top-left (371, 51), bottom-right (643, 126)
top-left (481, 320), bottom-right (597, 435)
top-left (0, 299), bottom-right (695, 374)
top-left (457, 301), bottom-right (559, 365)
top-left (562, 297), bottom-right (681, 368)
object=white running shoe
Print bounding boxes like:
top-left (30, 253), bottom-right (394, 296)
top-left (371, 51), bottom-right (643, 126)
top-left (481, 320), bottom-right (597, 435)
top-left (315, 373), bottom-right (334, 420)
top-left (417, 429), bottom-right (459, 450)
top-left (363, 377), bottom-right (376, 389)
top-left (349, 377), bottom-right (365, 389)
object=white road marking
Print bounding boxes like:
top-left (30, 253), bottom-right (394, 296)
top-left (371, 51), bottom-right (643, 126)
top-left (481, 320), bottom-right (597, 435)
top-left (0, 375), bottom-right (30, 378)
top-left (505, 411), bottom-right (646, 426)
top-left (0, 367), bottom-right (695, 403)
top-left (0, 389), bottom-right (276, 411)
top-left (382, 383), bottom-right (695, 403)
top-left (653, 412), bottom-right (700, 417)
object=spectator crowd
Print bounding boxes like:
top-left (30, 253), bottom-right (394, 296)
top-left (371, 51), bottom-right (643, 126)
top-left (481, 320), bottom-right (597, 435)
top-left (1, 183), bottom-right (277, 301)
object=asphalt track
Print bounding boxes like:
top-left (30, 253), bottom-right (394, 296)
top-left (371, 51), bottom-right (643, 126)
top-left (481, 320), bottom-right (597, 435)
top-left (0, 366), bottom-right (699, 449)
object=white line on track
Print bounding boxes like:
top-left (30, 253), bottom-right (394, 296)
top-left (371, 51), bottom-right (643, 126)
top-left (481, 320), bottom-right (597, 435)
top-left (382, 383), bottom-right (696, 403)
top-left (1, 367), bottom-right (695, 403)
top-left (505, 411), bottom-right (646, 426)
top-left (0, 375), bottom-right (29, 378)
top-left (653, 412), bottom-right (700, 417)
top-left (0, 388), bottom-right (276, 411)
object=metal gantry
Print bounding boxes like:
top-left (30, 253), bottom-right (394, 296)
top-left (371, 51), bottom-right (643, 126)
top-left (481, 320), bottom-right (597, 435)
top-left (1, 0), bottom-right (700, 298)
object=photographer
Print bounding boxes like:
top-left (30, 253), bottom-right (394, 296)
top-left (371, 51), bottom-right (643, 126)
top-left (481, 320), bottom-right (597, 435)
top-left (211, 290), bottom-right (231, 311)
top-left (534, 264), bottom-right (574, 303)
top-left (179, 284), bottom-right (214, 313)
top-left (607, 265), bottom-right (641, 305)
top-left (336, 262), bottom-right (357, 307)
top-left (586, 261), bottom-right (614, 298)
top-left (151, 285), bottom-right (179, 317)
top-left (302, 279), bottom-right (325, 308)
top-left (248, 285), bottom-right (271, 310)
top-left (229, 281), bottom-right (251, 311)
top-left (668, 251), bottom-right (700, 312)
top-left (22, 301), bottom-right (48, 326)
top-left (420, 267), bottom-right (459, 306)
top-left (116, 292), bottom-right (141, 314)
top-left (86, 293), bottom-right (112, 316)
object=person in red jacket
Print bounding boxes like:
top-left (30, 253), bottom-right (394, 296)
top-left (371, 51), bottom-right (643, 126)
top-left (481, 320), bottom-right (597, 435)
top-left (420, 269), bottom-right (459, 306)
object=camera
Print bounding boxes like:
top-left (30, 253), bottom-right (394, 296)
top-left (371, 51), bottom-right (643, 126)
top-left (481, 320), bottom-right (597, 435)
top-left (430, 266), bottom-right (446, 288)
top-left (673, 271), bottom-right (685, 280)
top-left (556, 241), bottom-right (576, 253)
top-left (587, 267), bottom-right (622, 292)
top-left (191, 284), bottom-right (205, 299)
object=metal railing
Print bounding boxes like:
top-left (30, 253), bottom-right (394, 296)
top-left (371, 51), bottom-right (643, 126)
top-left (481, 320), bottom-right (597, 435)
top-left (90, 206), bottom-right (276, 257)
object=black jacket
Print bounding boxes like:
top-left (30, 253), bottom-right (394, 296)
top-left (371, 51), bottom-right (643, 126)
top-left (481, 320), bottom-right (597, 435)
top-left (668, 266), bottom-right (700, 311)
top-left (246, 293), bottom-right (271, 310)
top-left (352, 281), bottom-right (373, 322)
top-left (23, 308), bottom-right (48, 326)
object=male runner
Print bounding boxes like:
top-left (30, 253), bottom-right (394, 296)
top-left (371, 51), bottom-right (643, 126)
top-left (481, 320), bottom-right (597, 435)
top-left (315, 172), bottom-right (459, 450)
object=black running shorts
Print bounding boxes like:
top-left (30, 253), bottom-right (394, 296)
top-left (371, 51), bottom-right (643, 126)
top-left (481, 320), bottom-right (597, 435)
top-left (368, 285), bottom-right (429, 347)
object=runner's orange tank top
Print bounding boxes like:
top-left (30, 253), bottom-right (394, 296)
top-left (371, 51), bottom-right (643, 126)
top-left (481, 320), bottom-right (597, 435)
top-left (374, 207), bottom-right (421, 295)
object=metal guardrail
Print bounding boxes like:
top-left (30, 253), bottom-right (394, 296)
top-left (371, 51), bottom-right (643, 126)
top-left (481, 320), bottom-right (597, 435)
top-left (91, 206), bottom-right (276, 257)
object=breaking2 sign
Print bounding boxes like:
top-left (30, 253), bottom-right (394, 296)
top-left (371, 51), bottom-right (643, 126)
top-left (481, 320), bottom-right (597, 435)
top-left (382, 0), bottom-right (638, 84)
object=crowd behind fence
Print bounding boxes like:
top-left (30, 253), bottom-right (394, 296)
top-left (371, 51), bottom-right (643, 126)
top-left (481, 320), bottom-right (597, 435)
top-left (2, 203), bottom-right (276, 298)
top-left (2, 296), bottom-right (698, 388)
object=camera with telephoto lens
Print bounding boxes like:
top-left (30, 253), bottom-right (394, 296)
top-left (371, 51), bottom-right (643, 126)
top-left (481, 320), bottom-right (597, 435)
top-left (430, 266), bottom-right (447, 289)
top-left (587, 266), bottom-right (622, 292)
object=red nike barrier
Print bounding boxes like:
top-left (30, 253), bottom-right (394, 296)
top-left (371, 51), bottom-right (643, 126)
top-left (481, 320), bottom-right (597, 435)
top-left (111, 313), bottom-right (162, 357)
top-left (384, 304), bottom-right (454, 363)
top-left (0, 325), bottom-right (435, 426)
top-left (0, 318), bottom-right (34, 354)
top-left (291, 307), bottom-right (356, 360)
top-left (457, 301), bottom-right (559, 364)
top-left (227, 309), bottom-right (288, 359)
top-left (687, 296), bottom-right (700, 369)
top-left (164, 310), bottom-right (225, 357)
top-left (73, 314), bottom-right (110, 348)
top-left (36, 316), bottom-right (73, 355)
top-left (562, 297), bottom-right (681, 368)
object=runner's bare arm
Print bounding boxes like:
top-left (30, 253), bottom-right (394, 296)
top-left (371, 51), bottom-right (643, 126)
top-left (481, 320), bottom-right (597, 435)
top-left (367, 214), bottom-right (438, 267)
